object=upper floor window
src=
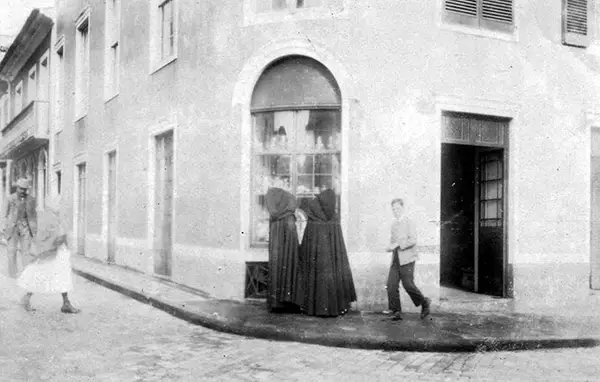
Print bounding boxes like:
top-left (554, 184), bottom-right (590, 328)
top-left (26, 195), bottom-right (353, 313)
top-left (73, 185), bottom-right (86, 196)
top-left (54, 39), bottom-right (65, 132)
top-left (39, 52), bottom-right (50, 102)
top-left (0, 95), bottom-right (8, 128)
top-left (150, 0), bottom-right (178, 73)
top-left (75, 10), bottom-right (91, 119)
top-left (28, 66), bottom-right (37, 104)
top-left (14, 81), bottom-right (23, 114)
top-left (562, 0), bottom-right (591, 48)
top-left (443, 0), bottom-right (514, 33)
top-left (105, 0), bottom-right (121, 99)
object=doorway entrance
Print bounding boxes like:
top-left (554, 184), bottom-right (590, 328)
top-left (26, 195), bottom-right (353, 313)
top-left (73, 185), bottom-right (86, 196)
top-left (107, 151), bottom-right (117, 263)
top-left (440, 112), bottom-right (509, 297)
top-left (590, 128), bottom-right (600, 289)
top-left (76, 162), bottom-right (87, 256)
top-left (153, 131), bottom-right (174, 276)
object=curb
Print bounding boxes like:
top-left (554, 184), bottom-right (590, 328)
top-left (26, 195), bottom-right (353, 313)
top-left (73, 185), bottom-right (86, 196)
top-left (73, 268), bottom-right (600, 353)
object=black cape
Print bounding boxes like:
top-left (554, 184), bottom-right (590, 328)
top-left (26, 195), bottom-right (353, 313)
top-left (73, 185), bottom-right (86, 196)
top-left (299, 189), bottom-right (357, 317)
top-left (265, 188), bottom-right (303, 312)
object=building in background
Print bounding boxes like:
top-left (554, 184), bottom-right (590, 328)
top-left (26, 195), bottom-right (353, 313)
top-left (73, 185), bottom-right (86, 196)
top-left (0, 8), bottom-right (55, 231)
top-left (50, 0), bottom-right (600, 312)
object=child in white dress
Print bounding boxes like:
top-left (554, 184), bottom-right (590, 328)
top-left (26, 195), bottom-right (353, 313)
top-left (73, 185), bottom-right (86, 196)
top-left (17, 198), bottom-right (80, 313)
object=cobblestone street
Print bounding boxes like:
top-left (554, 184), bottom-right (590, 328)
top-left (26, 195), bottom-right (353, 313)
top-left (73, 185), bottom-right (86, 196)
top-left (0, 273), bottom-right (598, 381)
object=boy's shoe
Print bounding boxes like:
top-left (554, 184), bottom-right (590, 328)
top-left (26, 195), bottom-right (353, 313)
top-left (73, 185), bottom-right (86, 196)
top-left (391, 311), bottom-right (403, 321)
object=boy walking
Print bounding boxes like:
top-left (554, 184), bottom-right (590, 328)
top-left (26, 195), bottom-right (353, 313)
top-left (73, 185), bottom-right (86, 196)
top-left (385, 198), bottom-right (431, 321)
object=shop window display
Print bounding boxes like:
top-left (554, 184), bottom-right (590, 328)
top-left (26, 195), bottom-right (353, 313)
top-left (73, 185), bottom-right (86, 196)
top-left (251, 109), bottom-right (341, 244)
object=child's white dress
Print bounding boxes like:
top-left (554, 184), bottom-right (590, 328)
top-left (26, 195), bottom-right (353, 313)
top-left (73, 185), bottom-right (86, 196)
top-left (17, 243), bottom-right (73, 294)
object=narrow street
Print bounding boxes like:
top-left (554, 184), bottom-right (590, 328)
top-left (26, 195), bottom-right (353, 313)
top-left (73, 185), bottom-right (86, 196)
top-left (0, 271), bottom-right (598, 382)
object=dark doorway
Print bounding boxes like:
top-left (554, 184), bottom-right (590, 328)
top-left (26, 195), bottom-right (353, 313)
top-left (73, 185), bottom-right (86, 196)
top-left (441, 144), bottom-right (506, 297)
top-left (439, 109), bottom-right (510, 297)
top-left (441, 144), bottom-right (476, 291)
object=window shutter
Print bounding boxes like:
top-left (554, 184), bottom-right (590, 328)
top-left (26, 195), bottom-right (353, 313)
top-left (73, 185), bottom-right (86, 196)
top-left (443, 0), bottom-right (478, 28)
top-left (445, 0), bottom-right (478, 16)
top-left (562, 0), bottom-right (590, 48)
top-left (481, 0), bottom-right (513, 24)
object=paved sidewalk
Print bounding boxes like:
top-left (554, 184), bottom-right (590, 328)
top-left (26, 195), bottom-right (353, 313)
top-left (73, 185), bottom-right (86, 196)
top-left (71, 255), bottom-right (600, 353)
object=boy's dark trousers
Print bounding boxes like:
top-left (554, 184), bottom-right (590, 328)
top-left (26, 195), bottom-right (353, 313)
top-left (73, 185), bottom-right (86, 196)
top-left (386, 249), bottom-right (426, 312)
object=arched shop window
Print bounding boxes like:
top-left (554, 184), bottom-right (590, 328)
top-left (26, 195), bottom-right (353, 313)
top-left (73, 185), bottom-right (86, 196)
top-left (250, 56), bottom-right (342, 245)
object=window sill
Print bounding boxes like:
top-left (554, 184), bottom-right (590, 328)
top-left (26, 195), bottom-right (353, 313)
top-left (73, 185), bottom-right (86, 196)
top-left (439, 22), bottom-right (518, 43)
top-left (74, 113), bottom-right (87, 123)
top-left (104, 92), bottom-right (119, 104)
top-left (150, 55), bottom-right (177, 75)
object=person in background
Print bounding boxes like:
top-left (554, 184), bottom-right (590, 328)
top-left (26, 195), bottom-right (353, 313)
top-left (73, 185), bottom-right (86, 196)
top-left (4, 178), bottom-right (37, 279)
top-left (385, 198), bottom-right (431, 321)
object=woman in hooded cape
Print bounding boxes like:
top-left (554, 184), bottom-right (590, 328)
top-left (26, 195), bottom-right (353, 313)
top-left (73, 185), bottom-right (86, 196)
top-left (300, 189), bottom-right (356, 317)
top-left (265, 187), bottom-right (303, 312)
top-left (16, 197), bottom-right (80, 313)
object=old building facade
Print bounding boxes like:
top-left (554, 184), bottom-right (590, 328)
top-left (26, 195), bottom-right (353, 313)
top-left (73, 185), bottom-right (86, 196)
top-left (45, 0), bottom-right (600, 311)
top-left (0, 9), bottom-right (55, 227)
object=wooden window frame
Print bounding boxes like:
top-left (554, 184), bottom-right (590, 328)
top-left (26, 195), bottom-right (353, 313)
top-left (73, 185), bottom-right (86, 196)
top-left (250, 107), bottom-right (342, 247)
top-left (562, 0), bottom-right (592, 48)
top-left (75, 10), bottom-right (91, 120)
top-left (442, 0), bottom-right (514, 34)
top-left (150, 0), bottom-right (178, 74)
top-left (105, 0), bottom-right (121, 100)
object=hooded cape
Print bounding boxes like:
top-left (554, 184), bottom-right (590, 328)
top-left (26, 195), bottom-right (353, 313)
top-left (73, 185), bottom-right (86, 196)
top-left (299, 189), bottom-right (356, 317)
top-left (265, 187), bottom-right (304, 311)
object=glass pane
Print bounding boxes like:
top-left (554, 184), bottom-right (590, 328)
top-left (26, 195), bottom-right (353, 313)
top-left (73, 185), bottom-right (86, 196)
top-left (298, 110), bottom-right (341, 151)
top-left (314, 175), bottom-right (333, 191)
top-left (253, 195), bottom-right (269, 243)
top-left (483, 200), bottom-right (498, 220)
top-left (297, 174), bottom-right (315, 195)
top-left (253, 111), bottom-right (295, 152)
top-left (254, 155), bottom-right (291, 194)
top-left (315, 154), bottom-right (333, 173)
top-left (482, 180), bottom-right (501, 200)
top-left (296, 154), bottom-right (314, 174)
top-left (484, 160), bottom-right (501, 181)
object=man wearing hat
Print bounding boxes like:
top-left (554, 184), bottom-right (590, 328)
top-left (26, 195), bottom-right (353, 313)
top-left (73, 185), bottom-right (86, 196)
top-left (4, 178), bottom-right (37, 278)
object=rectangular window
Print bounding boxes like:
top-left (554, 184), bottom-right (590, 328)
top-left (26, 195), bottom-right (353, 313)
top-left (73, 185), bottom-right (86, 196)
top-left (56, 170), bottom-right (62, 195)
top-left (160, 0), bottom-right (175, 60)
top-left (442, 0), bottom-right (514, 33)
top-left (150, 0), bottom-right (178, 72)
top-left (3, 96), bottom-right (8, 124)
top-left (0, 95), bottom-right (6, 128)
top-left (251, 109), bottom-right (341, 245)
top-left (28, 67), bottom-right (37, 104)
top-left (75, 12), bottom-right (90, 119)
top-left (14, 82), bottom-right (23, 114)
top-left (54, 40), bottom-right (65, 131)
top-left (562, 0), bottom-right (591, 48)
top-left (105, 0), bottom-right (120, 99)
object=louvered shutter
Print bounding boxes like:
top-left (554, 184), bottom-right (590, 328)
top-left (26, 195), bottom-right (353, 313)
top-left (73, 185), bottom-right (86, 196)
top-left (480, 0), bottom-right (513, 32)
top-left (562, 0), bottom-right (591, 48)
top-left (443, 0), bottom-right (479, 28)
top-left (443, 0), bottom-right (513, 32)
